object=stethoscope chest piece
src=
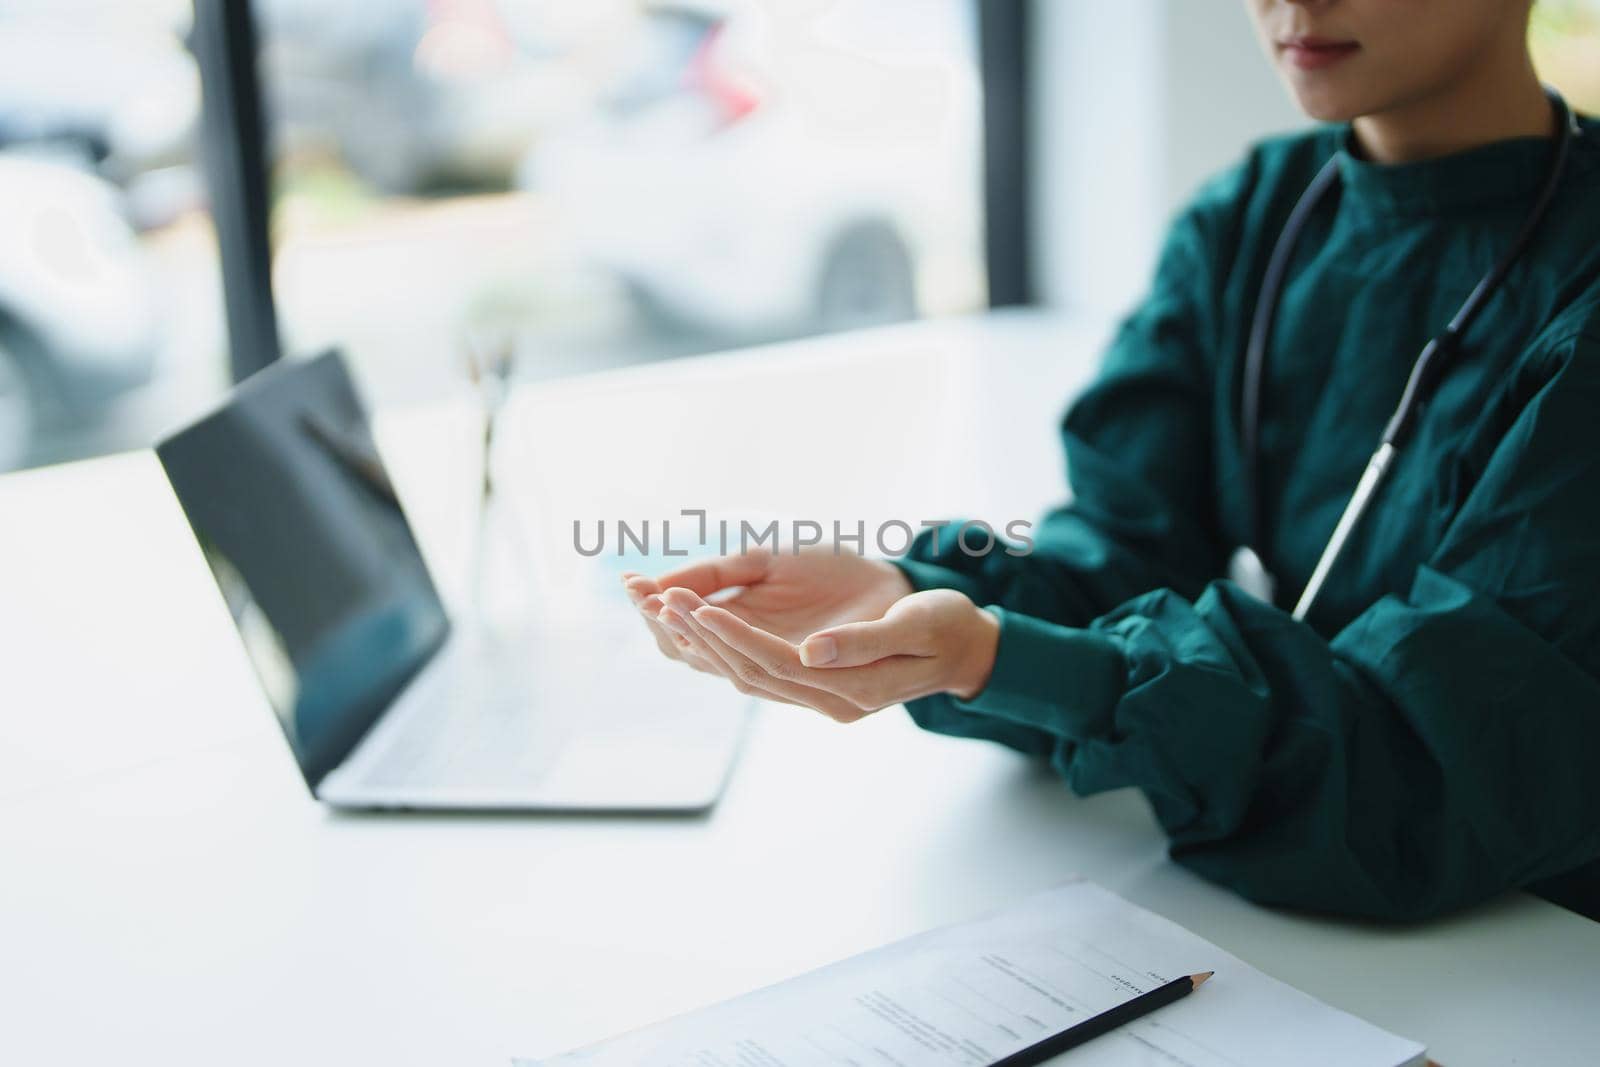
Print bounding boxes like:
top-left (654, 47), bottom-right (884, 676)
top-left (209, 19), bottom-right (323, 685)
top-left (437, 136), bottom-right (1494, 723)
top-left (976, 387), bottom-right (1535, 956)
top-left (1227, 545), bottom-right (1278, 606)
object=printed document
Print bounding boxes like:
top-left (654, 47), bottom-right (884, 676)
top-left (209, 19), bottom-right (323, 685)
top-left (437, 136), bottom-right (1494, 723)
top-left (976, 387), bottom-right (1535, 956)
top-left (515, 878), bottom-right (1425, 1066)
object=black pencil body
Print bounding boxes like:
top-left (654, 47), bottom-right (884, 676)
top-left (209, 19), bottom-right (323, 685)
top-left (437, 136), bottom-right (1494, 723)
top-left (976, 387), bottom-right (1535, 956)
top-left (986, 972), bottom-right (1209, 1066)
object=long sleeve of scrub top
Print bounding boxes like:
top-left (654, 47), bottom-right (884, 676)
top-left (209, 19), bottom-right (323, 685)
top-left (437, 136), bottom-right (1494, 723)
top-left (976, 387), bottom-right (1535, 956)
top-left (892, 198), bottom-right (1233, 762)
top-left (895, 127), bottom-right (1600, 921)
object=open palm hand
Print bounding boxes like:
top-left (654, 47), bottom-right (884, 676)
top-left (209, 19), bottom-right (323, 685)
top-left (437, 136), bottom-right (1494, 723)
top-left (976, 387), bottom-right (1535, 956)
top-left (623, 547), bottom-right (911, 665)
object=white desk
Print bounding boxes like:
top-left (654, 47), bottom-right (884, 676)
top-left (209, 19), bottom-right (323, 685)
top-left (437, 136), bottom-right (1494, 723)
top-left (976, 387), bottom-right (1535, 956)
top-left (2, 311), bottom-right (1596, 1066)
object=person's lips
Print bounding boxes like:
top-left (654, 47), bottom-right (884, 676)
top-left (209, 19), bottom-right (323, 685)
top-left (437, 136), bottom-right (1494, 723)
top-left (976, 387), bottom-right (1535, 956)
top-left (1277, 35), bottom-right (1360, 71)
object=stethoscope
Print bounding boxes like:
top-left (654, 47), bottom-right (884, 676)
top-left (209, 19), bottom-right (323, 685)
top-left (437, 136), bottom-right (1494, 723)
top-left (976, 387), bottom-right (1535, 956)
top-left (1228, 88), bottom-right (1582, 623)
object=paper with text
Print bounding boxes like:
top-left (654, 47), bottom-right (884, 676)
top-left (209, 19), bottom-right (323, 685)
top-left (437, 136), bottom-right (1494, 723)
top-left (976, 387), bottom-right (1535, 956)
top-left (516, 879), bottom-right (1425, 1067)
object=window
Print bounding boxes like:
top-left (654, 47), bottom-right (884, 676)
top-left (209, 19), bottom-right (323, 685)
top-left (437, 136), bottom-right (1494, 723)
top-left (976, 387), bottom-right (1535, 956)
top-left (1532, 0), bottom-right (1600, 114)
top-left (256, 0), bottom-right (988, 409)
top-left (0, 0), bottom-right (227, 473)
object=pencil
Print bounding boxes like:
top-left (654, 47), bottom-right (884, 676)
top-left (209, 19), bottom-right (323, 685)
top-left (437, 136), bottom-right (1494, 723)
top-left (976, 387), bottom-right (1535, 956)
top-left (987, 971), bottom-right (1214, 1066)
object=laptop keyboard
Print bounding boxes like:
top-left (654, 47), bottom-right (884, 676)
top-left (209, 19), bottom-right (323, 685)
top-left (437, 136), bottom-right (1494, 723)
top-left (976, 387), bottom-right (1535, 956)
top-left (357, 678), bottom-right (574, 789)
top-left (341, 630), bottom-right (741, 795)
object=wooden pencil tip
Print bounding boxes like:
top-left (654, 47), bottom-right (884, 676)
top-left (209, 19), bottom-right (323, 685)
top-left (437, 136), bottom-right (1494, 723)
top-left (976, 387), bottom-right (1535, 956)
top-left (1192, 971), bottom-right (1215, 988)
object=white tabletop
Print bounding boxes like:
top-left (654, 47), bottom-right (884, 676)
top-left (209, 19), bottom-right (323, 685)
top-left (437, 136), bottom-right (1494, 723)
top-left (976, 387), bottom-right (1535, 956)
top-left (2, 310), bottom-right (1596, 1067)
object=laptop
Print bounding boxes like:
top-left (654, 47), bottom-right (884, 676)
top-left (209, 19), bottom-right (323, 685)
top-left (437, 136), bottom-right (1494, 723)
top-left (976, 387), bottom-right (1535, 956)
top-left (156, 350), bottom-right (750, 811)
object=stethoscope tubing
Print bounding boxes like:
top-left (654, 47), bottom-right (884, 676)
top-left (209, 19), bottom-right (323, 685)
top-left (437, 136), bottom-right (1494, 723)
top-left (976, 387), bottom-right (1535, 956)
top-left (1241, 89), bottom-right (1580, 623)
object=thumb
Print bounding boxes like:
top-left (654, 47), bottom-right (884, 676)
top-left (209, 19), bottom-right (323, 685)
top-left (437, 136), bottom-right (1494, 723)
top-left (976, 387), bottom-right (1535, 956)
top-left (800, 615), bottom-right (920, 668)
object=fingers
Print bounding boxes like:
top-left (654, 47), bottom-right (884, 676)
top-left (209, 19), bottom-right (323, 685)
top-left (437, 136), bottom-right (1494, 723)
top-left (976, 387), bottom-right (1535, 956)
top-left (675, 596), bottom-right (804, 682)
top-left (626, 575), bottom-right (919, 722)
top-left (655, 589), bottom-right (863, 719)
top-left (798, 613), bottom-right (928, 668)
top-left (655, 594), bottom-right (733, 679)
top-left (653, 594), bottom-right (804, 708)
top-left (651, 549), bottom-right (771, 597)
top-left (658, 605), bottom-right (811, 709)
top-left (687, 599), bottom-right (925, 717)
top-left (621, 573), bottom-right (719, 675)
top-left (622, 573), bottom-right (666, 605)
top-left (654, 588), bottom-right (756, 685)
top-left (621, 574), bottom-right (673, 651)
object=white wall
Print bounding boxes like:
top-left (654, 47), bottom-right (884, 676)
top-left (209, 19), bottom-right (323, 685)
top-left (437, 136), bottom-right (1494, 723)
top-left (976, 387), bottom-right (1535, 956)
top-left (1030, 0), bottom-right (1307, 316)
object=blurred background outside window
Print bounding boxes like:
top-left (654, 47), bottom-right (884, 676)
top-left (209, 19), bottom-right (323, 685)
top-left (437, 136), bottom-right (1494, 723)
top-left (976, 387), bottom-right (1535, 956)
top-left (262, 0), bottom-right (985, 409)
top-left (0, 0), bottom-right (1595, 476)
top-left (0, 0), bottom-right (221, 473)
top-left (0, 0), bottom-right (983, 473)
top-left (1531, 0), bottom-right (1600, 114)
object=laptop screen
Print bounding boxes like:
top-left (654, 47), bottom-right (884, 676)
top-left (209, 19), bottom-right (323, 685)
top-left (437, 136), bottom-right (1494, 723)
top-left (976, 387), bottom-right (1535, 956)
top-left (156, 351), bottom-right (450, 790)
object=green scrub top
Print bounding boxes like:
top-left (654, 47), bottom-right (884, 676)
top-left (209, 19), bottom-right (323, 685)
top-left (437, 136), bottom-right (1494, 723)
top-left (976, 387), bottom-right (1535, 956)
top-left (897, 117), bottom-right (1600, 922)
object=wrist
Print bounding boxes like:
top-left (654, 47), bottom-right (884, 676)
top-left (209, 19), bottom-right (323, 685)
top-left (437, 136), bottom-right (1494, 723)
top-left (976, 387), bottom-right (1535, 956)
top-left (949, 603), bottom-right (1000, 701)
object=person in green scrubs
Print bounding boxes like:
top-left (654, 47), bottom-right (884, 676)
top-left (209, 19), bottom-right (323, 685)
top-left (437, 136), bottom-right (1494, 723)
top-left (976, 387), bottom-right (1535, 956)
top-left (624, 0), bottom-right (1600, 921)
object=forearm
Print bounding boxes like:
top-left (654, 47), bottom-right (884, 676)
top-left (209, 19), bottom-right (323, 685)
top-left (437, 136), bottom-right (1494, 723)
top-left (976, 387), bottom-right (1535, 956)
top-left (911, 572), bottom-right (1600, 920)
top-left (890, 503), bottom-right (1218, 760)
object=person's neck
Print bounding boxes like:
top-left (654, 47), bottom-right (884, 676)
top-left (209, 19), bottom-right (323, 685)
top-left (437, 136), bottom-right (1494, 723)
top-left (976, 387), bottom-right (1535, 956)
top-left (1352, 49), bottom-right (1551, 164)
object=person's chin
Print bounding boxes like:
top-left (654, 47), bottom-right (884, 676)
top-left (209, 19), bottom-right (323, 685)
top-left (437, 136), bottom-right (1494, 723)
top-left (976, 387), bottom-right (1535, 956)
top-left (1280, 71), bottom-right (1372, 123)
